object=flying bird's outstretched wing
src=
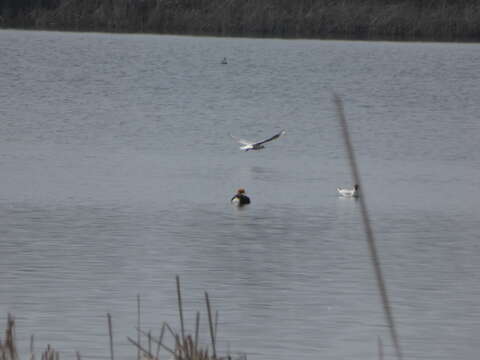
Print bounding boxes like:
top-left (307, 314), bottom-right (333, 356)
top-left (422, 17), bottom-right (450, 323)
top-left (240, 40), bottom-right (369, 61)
top-left (255, 129), bottom-right (286, 146)
top-left (229, 133), bottom-right (253, 146)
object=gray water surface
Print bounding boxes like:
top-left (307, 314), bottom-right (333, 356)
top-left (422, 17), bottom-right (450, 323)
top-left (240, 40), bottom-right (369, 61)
top-left (1, 30), bottom-right (480, 360)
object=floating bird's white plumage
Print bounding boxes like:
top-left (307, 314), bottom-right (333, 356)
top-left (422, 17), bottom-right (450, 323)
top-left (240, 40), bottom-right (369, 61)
top-left (229, 129), bottom-right (286, 151)
top-left (337, 184), bottom-right (359, 198)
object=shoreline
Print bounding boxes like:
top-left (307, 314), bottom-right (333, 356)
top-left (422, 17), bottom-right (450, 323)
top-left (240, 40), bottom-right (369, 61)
top-left (1, 0), bottom-right (479, 44)
top-left (2, 26), bottom-right (480, 44)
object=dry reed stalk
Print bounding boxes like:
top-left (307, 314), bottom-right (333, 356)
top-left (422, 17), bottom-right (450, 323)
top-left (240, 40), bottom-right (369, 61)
top-left (2, 276), bottom-right (244, 360)
top-left (185, 336), bottom-right (195, 359)
top-left (154, 324), bottom-right (166, 360)
top-left (194, 312), bottom-right (200, 357)
top-left (176, 275), bottom-right (186, 341)
top-left (0, 314), bottom-right (18, 360)
top-left (136, 327), bottom-right (175, 356)
top-left (334, 94), bottom-right (403, 360)
top-left (130, 277), bottom-right (244, 360)
top-left (29, 335), bottom-right (34, 360)
top-left (127, 337), bottom-right (154, 359)
top-left (137, 295), bottom-right (141, 360)
top-left (41, 344), bottom-right (58, 360)
top-left (204, 292), bottom-right (216, 359)
top-left (107, 313), bottom-right (114, 360)
top-left (164, 323), bottom-right (177, 340)
top-left (174, 334), bottom-right (182, 356)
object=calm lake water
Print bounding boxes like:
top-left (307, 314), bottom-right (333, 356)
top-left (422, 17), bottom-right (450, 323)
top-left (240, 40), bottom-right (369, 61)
top-left (1, 29), bottom-right (480, 360)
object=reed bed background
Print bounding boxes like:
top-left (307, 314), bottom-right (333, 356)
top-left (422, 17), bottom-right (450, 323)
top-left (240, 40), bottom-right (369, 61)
top-left (1, 0), bottom-right (480, 41)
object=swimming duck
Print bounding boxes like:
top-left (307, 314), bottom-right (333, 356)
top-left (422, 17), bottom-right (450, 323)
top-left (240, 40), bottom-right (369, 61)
top-left (231, 188), bottom-right (250, 206)
top-left (337, 184), bottom-right (359, 198)
top-left (221, 57), bottom-right (228, 64)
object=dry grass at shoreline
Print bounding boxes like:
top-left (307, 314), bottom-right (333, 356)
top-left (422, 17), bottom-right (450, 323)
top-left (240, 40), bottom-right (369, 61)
top-left (1, 276), bottom-right (245, 360)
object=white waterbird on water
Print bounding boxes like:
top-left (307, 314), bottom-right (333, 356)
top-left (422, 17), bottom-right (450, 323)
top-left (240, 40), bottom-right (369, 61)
top-left (337, 184), bottom-right (359, 197)
top-left (229, 129), bottom-right (286, 151)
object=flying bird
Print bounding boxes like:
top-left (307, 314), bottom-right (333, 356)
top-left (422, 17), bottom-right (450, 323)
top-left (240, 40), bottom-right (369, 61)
top-left (229, 129), bottom-right (286, 151)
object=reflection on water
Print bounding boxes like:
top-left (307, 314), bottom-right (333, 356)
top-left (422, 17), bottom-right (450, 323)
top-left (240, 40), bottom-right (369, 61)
top-left (1, 30), bottom-right (480, 360)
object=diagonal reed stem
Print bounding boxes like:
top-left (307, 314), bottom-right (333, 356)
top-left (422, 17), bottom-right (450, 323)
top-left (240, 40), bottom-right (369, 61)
top-left (136, 327), bottom-right (175, 355)
top-left (333, 94), bottom-right (403, 360)
top-left (107, 313), bottom-right (114, 360)
top-left (155, 324), bottom-right (166, 360)
top-left (176, 275), bottom-right (185, 341)
top-left (163, 322), bottom-right (177, 339)
top-left (204, 292), bottom-right (217, 359)
top-left (127, 337), bottom-right (154, 359)
top-left (194, 311), bottom-right (200, 356)
top-left (137, 295), bottom-right (141, 360)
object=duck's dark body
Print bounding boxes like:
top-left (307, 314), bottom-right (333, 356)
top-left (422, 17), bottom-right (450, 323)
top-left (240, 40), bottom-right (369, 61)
top-left (231, 194), bottom-right (251, 206)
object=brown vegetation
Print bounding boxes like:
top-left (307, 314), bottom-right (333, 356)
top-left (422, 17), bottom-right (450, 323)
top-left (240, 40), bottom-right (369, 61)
top-left (1, 0), bottom-right (480, 41)
top-left (1, 277), bottom-right (245, 360)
